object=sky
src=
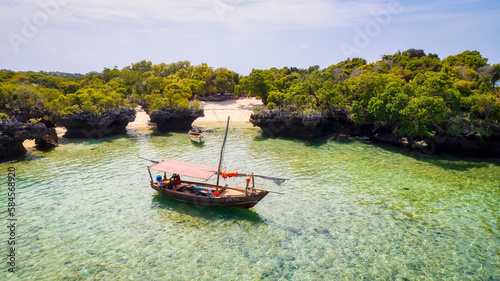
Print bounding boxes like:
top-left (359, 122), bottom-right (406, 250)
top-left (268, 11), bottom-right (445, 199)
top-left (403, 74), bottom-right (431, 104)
top-left (0, 0), bottom-right (499, 75)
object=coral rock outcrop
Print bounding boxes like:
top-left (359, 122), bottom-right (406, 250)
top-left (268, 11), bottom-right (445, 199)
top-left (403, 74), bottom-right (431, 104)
top-left (55, 109), bottom-right (136, 138)
top-left (0, 120), bottom-right (47, 160)
top-left (149, 108), bottom-right (204, 131)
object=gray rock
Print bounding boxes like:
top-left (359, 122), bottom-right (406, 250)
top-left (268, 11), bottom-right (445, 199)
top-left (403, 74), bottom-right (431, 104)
top-left (250, 109), bottom-right (500, 156)
top-left (35, 127), bottom-right (58, 149)
top-left (55, 109), bottom-right (136, 138)
top-left (0, 120), bottom-right (47, 161)
top-left (250, 110), bottom-right (326, 139)
top-left (149, 107), bottom-right (204, 132)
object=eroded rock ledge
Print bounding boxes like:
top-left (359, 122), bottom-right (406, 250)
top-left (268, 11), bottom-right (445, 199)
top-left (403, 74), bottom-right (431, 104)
top-left (0, 120), bottom-right (47, 161)
top-left (149, 107), bottom-right (204, 131)
top-left (250, 110), bottom-right (327, 139)
top-left (250, 110), bottom-right (500, 156)
top-left (249, 109), bottom-right (372, 140)
top-left (54, 109), bottom-right (136, 138)
top-left (35, 125), bottom-right (58, 149)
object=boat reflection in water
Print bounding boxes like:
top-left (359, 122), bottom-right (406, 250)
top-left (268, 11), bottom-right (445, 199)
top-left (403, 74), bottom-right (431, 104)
top-left (151, 195), bottom-right (265, 223)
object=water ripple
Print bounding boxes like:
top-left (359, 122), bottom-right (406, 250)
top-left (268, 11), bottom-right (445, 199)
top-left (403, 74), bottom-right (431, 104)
top-left (0, 129), bottom-right (498, 279)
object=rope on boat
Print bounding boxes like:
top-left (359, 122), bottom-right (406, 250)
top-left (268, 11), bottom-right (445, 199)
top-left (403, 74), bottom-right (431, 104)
top-left (138, 156), bottom-right (159, 163)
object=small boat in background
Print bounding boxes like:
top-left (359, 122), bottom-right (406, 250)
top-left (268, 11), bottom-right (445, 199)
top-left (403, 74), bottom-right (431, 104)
top-left (189, 127), bottom-right (204, 143)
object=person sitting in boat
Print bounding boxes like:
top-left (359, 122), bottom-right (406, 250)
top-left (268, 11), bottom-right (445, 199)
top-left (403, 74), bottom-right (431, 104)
top-left (167, 179), bottom-right (174, 190)
top-left (167, 174), bottom-right (179, 188)
top-left (156, 175), bottom-right (163, 187)
top-left (171, 174), bottom-right (181, 185)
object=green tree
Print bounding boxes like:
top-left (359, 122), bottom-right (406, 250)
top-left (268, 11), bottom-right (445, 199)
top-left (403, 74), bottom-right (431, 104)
top-left (267, 91), bottom-right (287, 110)
top-left (317, 81), bottom-right (346, 110)
top-left (58, 80), bottom-right (80, 94)
top-left (325, 58), bottom-right (367, 82)
top-left (347, 72), bottom-right (402, 107)
top-left (462, 93), bottom-right (499, 120)
top-left (164, 75), bottom-right (192, 108)
top-left (143, 75), bottom-right (167, 95)
top-left (235, 69), bottom-right (275, 103)
top-left (368, 81), bottom-right (410, 127)
top-left (410, 72), bottom-right (461, 110)
top-left (100, 67), bottom-right (122, 83)
top-left (146, 75), bottom-right (192, 110)
top-left (130, 60), bottom-right (153, 74)
top-left (442, 50), bottom-right (488, 70)
top-left (3, 85), bottom-right (46, 115)
top-left (397, 95), bottom-right (446, 137)
top-left (213, 67), bottom-right (237, 94)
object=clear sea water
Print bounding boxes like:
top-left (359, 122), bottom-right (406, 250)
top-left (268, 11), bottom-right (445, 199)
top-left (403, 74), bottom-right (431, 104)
top-left (1, 125), bottom-right (499, 280)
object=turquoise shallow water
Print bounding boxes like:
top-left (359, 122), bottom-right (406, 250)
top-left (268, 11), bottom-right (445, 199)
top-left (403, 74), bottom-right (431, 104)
top-left (1, 125), bottom-right (499, 280)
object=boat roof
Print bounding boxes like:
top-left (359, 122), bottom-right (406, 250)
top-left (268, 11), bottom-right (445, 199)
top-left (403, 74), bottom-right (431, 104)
top-left (149, 159), bottom-right (217, 180)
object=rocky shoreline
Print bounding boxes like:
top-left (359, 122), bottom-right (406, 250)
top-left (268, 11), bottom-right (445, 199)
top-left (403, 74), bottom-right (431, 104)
top-left (54, 109), bottom-right (136, 138)
top-left (250, 109), bottom-right (500, 157)
top-left (149, 107), bottom-right (204, 131)
top-left (2, 99), bottom-right (498, 161)
top-left (1, 106), bottom-right (208, 160)
top-left (0, 120), bottom-right (57, 161)
top-left (249, 110), bottom-right (328, 139)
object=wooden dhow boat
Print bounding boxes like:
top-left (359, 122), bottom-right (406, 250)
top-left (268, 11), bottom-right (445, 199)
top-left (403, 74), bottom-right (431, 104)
top-left (189, 127), bottom-right (204, 143)
top-left (145, 117), bottom-right (286, 208)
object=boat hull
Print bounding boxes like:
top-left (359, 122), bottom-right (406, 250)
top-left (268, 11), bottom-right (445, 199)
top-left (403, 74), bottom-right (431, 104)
top-left (189, 135), bottom-right (204, 143)
top-left (151, 181), bottom-right (269, 208)
top-left (189, 130), bottom-right (204, 143)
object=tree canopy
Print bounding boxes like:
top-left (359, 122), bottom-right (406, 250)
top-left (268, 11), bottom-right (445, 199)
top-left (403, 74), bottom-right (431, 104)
top-left (244, 50), bottom-right (499, 139)
top-left (1, 61), bottom-right (241, 119)
top-left (1, 50), bottom-right (498, 141)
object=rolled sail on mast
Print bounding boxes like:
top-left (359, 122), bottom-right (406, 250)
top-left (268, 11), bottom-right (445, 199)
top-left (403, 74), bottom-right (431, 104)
top-left (219, 170), bottom-right (288, 186)
top-left (216, 116), bottom-right (230, 188)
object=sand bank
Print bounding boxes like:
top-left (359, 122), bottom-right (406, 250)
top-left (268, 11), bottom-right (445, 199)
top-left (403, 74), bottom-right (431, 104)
top-left (193, 97), bottom-right (263, 125)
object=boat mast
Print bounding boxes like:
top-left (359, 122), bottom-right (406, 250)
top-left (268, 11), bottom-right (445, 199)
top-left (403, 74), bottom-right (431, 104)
top-left (216, 116), bottom-right (230, 190)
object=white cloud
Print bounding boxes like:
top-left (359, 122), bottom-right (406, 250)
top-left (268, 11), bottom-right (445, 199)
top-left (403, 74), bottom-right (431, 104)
top-left (1, 0), bottom-right (395, 29)
top-left (2, 0), bottom-right (498, 73)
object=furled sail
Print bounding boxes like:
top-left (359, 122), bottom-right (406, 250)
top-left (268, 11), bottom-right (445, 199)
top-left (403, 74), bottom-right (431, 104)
top-left (226, 172), bottom-right (288, 186)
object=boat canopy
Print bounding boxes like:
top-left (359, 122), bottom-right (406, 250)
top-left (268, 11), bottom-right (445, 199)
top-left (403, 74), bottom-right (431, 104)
top-left (149, 159), bottom-right (217, 181)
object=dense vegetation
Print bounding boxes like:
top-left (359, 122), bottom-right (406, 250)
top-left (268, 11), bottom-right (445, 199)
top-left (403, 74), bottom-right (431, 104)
top-left (0, 61), bottom-right (238, 122)
top-left (239, 50), bottom-right (500, 140)
top-left (1, 49), bottom-right (499, 141)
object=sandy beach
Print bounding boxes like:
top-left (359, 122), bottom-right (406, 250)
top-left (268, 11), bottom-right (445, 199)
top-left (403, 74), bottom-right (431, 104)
top-left (127, 106), bottom-right (155, 129)
top-left (128, 97), bottom-right (263, 128)
top-left (192, 97), bottom-right (263, 125)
